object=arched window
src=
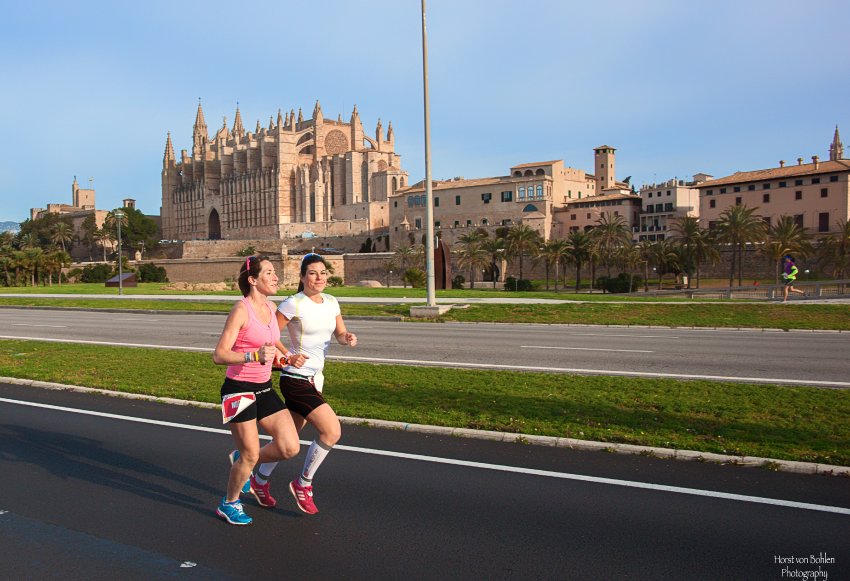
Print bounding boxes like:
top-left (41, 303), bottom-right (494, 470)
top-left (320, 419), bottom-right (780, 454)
top-left (522, 204), bottom-right (539, 212)
top-left (519, 187), bottom-right (526, 200)
top-left (535, 168), bottom-right (545, 176)
top-left (482, 218), bottom-right (489, 226)
top-left (536, 185), bottom-right (543, 199)
top-left (513, 171), bottom-right (522, 177)
top-left (392, 177), bottom-right (397, 193)
top-left (524, 170), bottom-right (533, 177)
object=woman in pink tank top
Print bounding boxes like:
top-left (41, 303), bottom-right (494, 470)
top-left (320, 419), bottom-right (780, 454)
top-left (211, 255), bottom-right (308, 526)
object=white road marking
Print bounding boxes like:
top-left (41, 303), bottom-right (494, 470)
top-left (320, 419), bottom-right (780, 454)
top-left (0, 335), bottom-right (848, 388)
top-left (562, 333), bottom-right (679, 339)
top-left (521, 345), bottom-right (654, 353)
top-left (1, 396), bottom-right (848, 517)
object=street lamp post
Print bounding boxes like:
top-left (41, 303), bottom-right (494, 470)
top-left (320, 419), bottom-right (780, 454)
top-left (114, 209), bottom-right (125, 296)
top-left (421, 0), bottom-right (436, 307)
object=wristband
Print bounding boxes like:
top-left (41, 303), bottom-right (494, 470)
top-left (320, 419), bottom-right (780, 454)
top-left (244, 352), bottom-right (251, 363)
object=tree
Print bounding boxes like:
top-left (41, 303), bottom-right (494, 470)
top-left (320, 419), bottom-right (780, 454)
top-left (590, 212), bottom-right (631, 277)
top-left (481, 237), bottom-right (506, 288)
top-left (817, 219), bottom-right (850, 280)
top-left (504, 225), bottom-right (541, 281)
top-left (762, 215), bottom-right (812, 285)
top-left (714, 204), bottom-right (767, 287)
top-left (668, 216), bottom-right (702, 288)
top-left (635, 240), bottom-right (653, 292)
top-left (80, 214), bottom-right (98, 261)
top-left (94, 228), bottom-right (115, 262)
top-left (393, 242), bottom-right (424, 288)
top-left (564, 230), bottom-right (592, 292)
top-left (455, 231), bottom-right (489, 289)
top-left (538, 239), bottom-right (569, 291)
top-left (50, 220), bottom-right (75, 254)
top-left (648, 240), bottom-right (680, 290)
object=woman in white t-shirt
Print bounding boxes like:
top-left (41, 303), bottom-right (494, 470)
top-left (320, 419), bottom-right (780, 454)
top-left (252, 253), bottom-right (357, 515)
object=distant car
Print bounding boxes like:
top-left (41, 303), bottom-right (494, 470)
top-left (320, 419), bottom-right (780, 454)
top-left (301, 231), bottom-right (317, 239)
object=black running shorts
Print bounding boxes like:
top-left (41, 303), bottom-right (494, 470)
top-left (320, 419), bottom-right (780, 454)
top-left (221, 377), bottom-right (285, 423)
top-left (279, 373), bottom-right (326, 419)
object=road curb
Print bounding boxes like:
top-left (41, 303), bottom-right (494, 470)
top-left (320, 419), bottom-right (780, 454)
top-left (6, 376), bottom-right (847, 478)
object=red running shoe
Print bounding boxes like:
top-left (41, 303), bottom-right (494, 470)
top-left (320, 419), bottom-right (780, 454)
top-left (249, 474), bottom-right (277, 508)
top-left (289, 479), bottom-right (319, 514)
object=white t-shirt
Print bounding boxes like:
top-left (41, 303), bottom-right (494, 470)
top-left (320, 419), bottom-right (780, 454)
top-left (277, 292), bottom-right (340, 387)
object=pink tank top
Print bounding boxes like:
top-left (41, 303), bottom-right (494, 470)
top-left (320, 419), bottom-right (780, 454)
top-left (226, 297), bottom-right (280, 384)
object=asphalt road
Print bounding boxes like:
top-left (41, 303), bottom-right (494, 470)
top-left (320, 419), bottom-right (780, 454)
top-left (0, 308), bottom-right (848, 388)
top-left (1, 382), bottom-right (848, 580)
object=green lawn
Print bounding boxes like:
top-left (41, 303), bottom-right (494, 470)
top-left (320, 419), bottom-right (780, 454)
top-left (1, 339), bottom-right (848, 467)
top-left (0, 295), bottom-right (847, 330)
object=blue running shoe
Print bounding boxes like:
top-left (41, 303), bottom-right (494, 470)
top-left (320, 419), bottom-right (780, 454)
top-left (216, 498), bottom-right (252, 526)
top-left (228, 450), bottom-right (251, 494)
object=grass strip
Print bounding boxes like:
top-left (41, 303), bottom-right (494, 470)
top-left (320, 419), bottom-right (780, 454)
top-left (1, 339), bottom-right (848, 466)
top-left (0, 297), bottom-right (847, 330)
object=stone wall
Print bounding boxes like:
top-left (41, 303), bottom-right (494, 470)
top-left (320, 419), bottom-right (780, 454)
top-left (122, 245), bottom-right (803, 288)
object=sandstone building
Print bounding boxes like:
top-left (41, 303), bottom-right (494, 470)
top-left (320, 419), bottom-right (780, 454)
top-left (697, 128), bottom-right (849, 235)
top-left (635, 174), bottom-right (710, 242)
top-left (161, 102), bottom-right (408, 244)
top-left (389, 147), bottom-right (637, 246)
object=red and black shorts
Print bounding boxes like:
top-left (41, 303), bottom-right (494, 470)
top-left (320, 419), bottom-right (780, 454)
top-left (221, 377), bottom-right (285, 423)
top-left (279, 373), bottom-right (326, 419)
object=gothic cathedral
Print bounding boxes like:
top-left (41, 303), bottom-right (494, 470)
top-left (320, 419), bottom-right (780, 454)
top-left (161, 101), bottom-right (408, 241)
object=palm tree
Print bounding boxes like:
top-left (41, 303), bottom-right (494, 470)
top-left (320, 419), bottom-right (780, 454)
top-left (22, 247), bottom-right (44, 286)
top-left (762, 215), bottom-right (812, 285)
top-left (504, 225), bottom-right (542, 281)
top-left (455, 232), bottom-right (490, 289)
top-left (668, 216), bottom-right (704, 289)
top-left (393, 242), bottom-right (424, 288)
top-left (590, 212), bottom-right (631, 277)
top-left (714, 204), bottom-right (767, 287)
top-left (648, 239), bottom-right (680, 290)
top-left (635, 240), bottom-right (653, 292)
top-left (817, 219), bottom-right (850, 280)
top-left (564, 230), bottom-right (592, 292)
top-left (538, 239), bottom-right (569, 291)
top-left (50, 220), bottom-right (74, 254)
top-left (481, 237), bottom-right (506, 288)
top-left (94, 228), bottom-right (115, 262)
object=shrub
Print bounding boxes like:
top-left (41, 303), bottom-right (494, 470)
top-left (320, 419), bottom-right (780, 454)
top-left (237, 246), bottom-right (256, 257)
top-left (327, 276), bottom-right (344, 287)
top-left (504, 276), bottom-right (533, 292)
top-left (596, 273), bottom-right (641, 293)
top-left (452, 274), bottom-right (466, 289)
top-left (137, 263), bottom-right (169, 283)
top-left (403, 268), bottom-right (426, 288)
top-left (80, 263), bottom-right (114, 283)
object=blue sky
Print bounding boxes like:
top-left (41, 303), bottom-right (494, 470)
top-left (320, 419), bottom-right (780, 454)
top-left (2, 0), bottom-right (848, 223)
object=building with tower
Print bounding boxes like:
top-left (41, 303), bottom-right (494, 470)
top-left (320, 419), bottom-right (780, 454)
top-left (389, 147), bottom-right (637, 247)
top-left (160, 101), bottom-right (408, 243)
top-left (697, 127), bottom-right (850, 235)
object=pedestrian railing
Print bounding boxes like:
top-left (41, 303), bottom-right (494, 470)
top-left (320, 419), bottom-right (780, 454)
top-left (636, 280), bottom-right (850, 300)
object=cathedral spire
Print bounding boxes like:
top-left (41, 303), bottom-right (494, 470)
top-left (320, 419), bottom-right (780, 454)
top-left (233, 104), bottom-right (245, 139)
top-left (387, 120), bottom-right (394, 142)
top-left (192, 100), bottom-right (208, 159)
top-left (313, 100), bottom-right (323, 125)
top-left (830, 125), bottom-right (844, 161)
top-left (297, 107), bottom-right (304, 125)
top-left (269, 116), bottom-right (274, 131)
top-left (277, 108), bottom-right (283, 128)
top-left (163, 132), bottom-right (175, 168)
